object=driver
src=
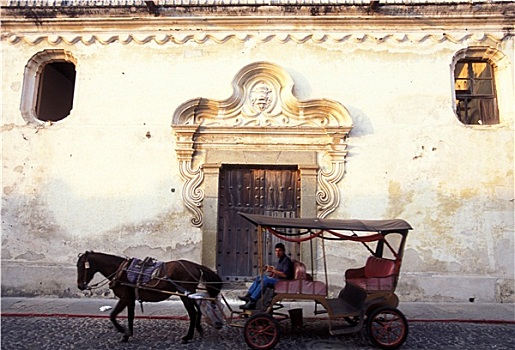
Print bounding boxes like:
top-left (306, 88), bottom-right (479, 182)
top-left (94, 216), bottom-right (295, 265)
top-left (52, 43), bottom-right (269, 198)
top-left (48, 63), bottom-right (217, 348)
top-left (239, 243), bottom-right (294, 310)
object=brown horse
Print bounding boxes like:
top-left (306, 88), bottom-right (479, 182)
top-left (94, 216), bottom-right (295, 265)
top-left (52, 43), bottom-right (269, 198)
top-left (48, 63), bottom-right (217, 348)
top-left (76, 251), bottom-right (223, 343)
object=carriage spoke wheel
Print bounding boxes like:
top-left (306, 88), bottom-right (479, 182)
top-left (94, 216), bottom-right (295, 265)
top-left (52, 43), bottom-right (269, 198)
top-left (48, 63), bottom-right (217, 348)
top-left (244, 312), bottom-right (280, 350)
top-left (366, 306), bottom-right (408, 350)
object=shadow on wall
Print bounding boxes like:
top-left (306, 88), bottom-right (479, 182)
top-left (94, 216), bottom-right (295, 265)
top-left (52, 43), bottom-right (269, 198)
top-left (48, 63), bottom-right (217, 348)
top-left (347, 106), bottom-right (374, 137)
top-left (280, 67), bottom-right (374, 138)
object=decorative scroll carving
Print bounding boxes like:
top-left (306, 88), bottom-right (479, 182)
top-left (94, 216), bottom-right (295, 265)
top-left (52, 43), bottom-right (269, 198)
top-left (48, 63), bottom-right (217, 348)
top-left (317, 160), bottom-right (345, 219)
top-left (172, 62), bottom-right (353, 226)
top-left (178, 160), bottom-right (204, 227)
top-left (172, 125), bottom-right (205, 227)
top-left (316, 139), bottom-right (349, 218)
top-left (5, 32), bottom-right (508, 47)
top-left (174, 62), bottom-right (350, 129)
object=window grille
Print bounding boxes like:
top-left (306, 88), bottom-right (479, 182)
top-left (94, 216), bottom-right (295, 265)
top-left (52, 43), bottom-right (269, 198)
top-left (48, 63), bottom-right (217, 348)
top-left (454, 59), bottom-right (499, 125)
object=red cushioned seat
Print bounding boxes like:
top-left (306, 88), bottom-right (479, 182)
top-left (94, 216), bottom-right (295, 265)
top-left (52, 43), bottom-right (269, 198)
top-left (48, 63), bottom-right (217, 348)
top-left (275, 260), bottom-right (327, 296)
top-left (345, 256), bottom-right (397, 292)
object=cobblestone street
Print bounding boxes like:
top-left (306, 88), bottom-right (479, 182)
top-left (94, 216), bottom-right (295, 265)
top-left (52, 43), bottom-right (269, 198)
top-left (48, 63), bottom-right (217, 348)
top-left (2, 315), bottom-right (514, 350)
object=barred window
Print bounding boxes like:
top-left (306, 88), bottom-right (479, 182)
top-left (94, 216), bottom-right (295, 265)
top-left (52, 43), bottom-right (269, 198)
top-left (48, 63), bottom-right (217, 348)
top-left (454, 59), bottom-right (499, 125)
top-left (451, 46), bottom-right (509, 126)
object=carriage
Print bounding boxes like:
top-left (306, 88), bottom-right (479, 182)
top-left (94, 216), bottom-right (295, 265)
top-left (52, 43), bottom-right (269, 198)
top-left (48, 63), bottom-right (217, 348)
top-left (224, 212), bottom-right (413, 350)
top-left (77, 212), bottom-right (412, 349)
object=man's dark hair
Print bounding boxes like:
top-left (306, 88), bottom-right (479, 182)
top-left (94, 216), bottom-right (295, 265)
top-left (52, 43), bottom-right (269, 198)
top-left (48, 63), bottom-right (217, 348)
top-left (275, 243), bottom-right (286, 251)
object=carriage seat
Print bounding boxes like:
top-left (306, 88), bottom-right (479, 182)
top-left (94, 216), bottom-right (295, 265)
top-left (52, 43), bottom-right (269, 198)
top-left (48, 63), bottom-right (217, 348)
top-left (345, 256), bottom-right (397, 292)
top-left (275, 260), bottom-right (327, 296)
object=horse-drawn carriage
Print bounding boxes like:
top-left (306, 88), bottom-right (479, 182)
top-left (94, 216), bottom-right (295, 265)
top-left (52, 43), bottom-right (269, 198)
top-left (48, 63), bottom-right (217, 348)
top-left (77, 212), bottom-right (412, 349)
top-left (230, 213), bottom-right (412, 350)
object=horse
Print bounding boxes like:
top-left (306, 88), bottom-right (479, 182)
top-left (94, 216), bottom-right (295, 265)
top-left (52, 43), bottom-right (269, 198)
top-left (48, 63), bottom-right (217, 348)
top-left (76, 251), bottom-right (223, 343)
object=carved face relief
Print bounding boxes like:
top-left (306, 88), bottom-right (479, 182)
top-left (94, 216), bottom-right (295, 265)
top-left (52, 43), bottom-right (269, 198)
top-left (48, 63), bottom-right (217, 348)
top-left (250, 83), bottom-right (273, 112)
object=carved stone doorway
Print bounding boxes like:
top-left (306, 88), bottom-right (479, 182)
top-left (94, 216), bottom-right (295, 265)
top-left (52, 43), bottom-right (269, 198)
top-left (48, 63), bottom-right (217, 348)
top-left (171, 61), bottom-right (353, 270)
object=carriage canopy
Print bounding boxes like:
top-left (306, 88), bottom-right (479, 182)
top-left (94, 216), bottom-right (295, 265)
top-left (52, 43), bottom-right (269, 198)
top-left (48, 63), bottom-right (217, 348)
top-left (239, 212), bottom-right (413, 276)
top-left (239, 212), bottom-right (412, 244)
top-left (239, 213), bottom-right (412, 232)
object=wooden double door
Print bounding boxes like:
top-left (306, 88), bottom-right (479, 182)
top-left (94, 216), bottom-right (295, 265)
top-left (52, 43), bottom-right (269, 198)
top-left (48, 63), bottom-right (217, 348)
top-left (217, 165), bottom-right (300, 281)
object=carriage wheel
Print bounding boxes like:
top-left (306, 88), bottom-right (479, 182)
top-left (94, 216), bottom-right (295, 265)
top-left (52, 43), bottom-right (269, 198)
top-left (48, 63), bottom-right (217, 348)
top-left (243, 312), bottom-right (280, 350)
top-left (366, 306), bottom-right (408, 350)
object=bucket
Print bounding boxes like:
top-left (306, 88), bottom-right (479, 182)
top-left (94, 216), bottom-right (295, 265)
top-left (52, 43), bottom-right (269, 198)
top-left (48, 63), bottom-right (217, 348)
top-left (288, 308), bottom-right (303, 328)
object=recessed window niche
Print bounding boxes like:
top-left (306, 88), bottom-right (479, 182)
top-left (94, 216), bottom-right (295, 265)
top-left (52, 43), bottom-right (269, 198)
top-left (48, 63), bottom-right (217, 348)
top-left (20, 49), bottom-right (77, 124)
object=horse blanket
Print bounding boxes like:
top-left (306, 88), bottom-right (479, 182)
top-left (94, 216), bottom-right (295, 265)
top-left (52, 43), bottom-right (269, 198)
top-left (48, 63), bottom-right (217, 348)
top-left (126, 257), bottom-right (164, 285)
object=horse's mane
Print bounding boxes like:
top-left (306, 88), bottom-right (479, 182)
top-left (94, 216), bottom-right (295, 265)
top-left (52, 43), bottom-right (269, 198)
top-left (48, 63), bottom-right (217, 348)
top-left (86, 251), bottom-right (127, 260)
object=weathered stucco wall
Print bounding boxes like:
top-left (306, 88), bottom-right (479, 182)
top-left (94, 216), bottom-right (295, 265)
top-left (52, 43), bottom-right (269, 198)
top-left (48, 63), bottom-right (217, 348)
top-left (1, 5), bottom-right (514, 301)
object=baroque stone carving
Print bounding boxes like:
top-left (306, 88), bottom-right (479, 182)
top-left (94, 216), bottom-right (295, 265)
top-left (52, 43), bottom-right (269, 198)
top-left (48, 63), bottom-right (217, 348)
top-left (178, 160), bottom-right (204, 227)
top-left (4, 32), bottom-right (508, 47)
top-left (316, 149), bottom-right (348, 218)
top-left (249, 82), bottom-right (274, 113)
top-left (172, 125), bottom-right (203, 227)
top-left (172, 61), bottom-right (353, 227)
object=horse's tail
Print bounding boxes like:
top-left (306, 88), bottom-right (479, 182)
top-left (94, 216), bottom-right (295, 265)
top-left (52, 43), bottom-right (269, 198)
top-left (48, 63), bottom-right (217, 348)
top-left (198, 265), bottom-right (223, 298)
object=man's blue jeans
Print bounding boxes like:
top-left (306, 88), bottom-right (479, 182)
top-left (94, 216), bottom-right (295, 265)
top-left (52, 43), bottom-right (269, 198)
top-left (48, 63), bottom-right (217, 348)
top-left (248, 275), bottom-right (279, 300)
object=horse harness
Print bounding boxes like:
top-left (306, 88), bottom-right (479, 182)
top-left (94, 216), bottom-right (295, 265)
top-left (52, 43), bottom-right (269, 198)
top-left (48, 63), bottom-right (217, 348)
top-left (79, 252), bottom-right (116, 291)
top-left (81, 253), bottom-right (206, 304)
top-left (112, 257), bottom-right (205, 301)
top-left (115, 257), bottom-right (163, 302)
top-left (126, 257), bottom-right (164, 286)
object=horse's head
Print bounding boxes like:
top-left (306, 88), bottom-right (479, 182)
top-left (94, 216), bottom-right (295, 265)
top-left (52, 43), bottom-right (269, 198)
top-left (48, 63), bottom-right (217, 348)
top-left (76, 251), bottom-right (95, 291)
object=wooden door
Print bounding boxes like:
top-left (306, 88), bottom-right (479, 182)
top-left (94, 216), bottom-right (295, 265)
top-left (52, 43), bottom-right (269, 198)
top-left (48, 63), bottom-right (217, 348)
top-left (217, 165), bottom-right (300, 281)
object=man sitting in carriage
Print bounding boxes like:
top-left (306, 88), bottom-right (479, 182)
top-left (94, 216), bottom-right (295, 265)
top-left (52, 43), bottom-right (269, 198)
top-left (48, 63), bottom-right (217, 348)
top-left (239, 243), bottom-right (294, 310)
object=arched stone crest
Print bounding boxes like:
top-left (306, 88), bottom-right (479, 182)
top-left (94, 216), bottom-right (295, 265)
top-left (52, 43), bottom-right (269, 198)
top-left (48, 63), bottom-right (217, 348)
top-left (172, 61), bottom-right (353, 227)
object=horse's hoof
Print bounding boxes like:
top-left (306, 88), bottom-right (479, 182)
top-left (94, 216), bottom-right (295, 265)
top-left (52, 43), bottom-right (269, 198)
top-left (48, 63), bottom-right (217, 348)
top-left (181, 339), bottom-right (189, 344)
top-left (121, 336), bottom-right (129, 343)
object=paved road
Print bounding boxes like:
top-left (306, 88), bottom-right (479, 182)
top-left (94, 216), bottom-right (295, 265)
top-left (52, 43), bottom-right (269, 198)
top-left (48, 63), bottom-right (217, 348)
top-left (2, 315), bottom-right (514, 350)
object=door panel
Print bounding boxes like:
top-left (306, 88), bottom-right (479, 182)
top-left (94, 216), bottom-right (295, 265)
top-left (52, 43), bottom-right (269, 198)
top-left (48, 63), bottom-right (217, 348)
top-left (217, 165), bottom-right (300, 281)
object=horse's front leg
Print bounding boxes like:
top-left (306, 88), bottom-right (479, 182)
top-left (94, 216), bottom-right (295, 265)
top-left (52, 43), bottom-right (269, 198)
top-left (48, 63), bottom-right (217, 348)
top-left (180, 296), bottom-right (200, 344)
top-left (124, 299), bottom-right (135, 342)
top-left (110, 298), bottom-right (131, 342)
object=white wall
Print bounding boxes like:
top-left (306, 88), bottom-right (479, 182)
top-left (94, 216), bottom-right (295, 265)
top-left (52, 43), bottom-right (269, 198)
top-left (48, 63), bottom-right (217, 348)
top-left (2, 26), bottom-right (513, 301)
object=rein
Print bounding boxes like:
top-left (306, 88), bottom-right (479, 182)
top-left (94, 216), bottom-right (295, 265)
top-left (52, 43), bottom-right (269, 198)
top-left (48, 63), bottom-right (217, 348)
top-left (177, 260), bottom-right (203, 284)
top-left (81, 254), bottom-right (127, 292)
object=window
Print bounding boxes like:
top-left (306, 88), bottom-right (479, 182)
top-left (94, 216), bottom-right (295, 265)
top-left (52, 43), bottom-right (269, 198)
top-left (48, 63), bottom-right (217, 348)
top-left (20, 49), bottom-right (77, 124)
top-left (452, 47), bottom-right (507, 126)
top-left (454, 60), bottom-right (498, 125)
top-left (36, 62), bottom-right (76, 122)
